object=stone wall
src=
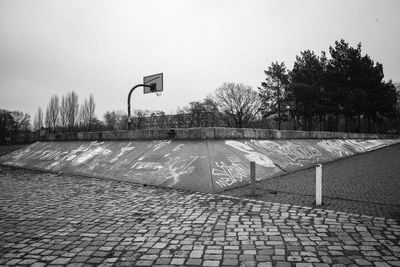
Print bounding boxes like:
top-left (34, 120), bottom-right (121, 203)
top-left (41, 127), bottom-right (399, 141)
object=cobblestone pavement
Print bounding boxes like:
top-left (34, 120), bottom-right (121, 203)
top-left (1, 166), bottom-right (400, 266)
top-left (221, 144), bottom-right (400, 220)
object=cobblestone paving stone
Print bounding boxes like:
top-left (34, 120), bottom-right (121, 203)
top-left (1, 166), bottom-right (400, 266)
top-left (221, 144), bottom-right (400, 220)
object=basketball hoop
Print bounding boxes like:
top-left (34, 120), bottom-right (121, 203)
top-left (143, 73), bottom-right (163, 94)
top-left (127, 73), bottom-right (164, 130)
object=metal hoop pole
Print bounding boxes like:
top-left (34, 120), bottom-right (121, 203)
top-left (127, 84), bottom-right (153, 130)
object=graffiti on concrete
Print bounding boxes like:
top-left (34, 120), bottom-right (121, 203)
top-left (65, 142), bottom-right (100, 161)
top-left (36, 150), bottom-right (68, 161)
top-left (225, 140), bottom-right (275, 168)
top-left (131, 161), bottom-right (162, 170)
top-left (165, 155), bottom-right (206, 186)
top-left (249, 140), bottom-right (323, 166)
top-left (346, 139), bottom-right (386, 152)
top-left (1, 137), bottom-right (398, 193)
top-left (151, 140), bottom-right (171, 152)
top-left (1, 142), bottom-right (116, 170)
top-left (110, 143), bottom-right (135, 163)
top-left (317, 140), bottom-right (353, 157)
top-left (131, 155), bottom-right (205, 187)
top-left (341, 140), bottom-right (368, 153)
top-left (41, 150), bottom-right (71, 170)
top-left (31, 142), bottom-right (112, 164)
top-left (172, 144), bottom-right (185, 152)
top-left (280, 142), bottom-right (323, 166)
top-left (213, 161), bottom-right (249, 188)
top-left (72, 146), bottom-right (112, 165)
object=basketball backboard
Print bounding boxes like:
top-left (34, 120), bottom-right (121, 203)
top-left (143, 73), bottom-right (163, 94)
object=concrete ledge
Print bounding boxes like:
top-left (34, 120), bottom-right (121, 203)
top-left (42, 127), bottom-right (399, 141)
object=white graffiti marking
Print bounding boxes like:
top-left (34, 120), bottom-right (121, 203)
top-left (25, 149), bottom-right (44, 160)
top-left (131, 161), bottom-right (163, 170)
top-left (172, 144), bottom-right (185, 152)
top-left (151, 140), bottom-right (171, 152)
top-left (72, 144), bottom-right (112, 165)
top-left (250, 140), bottom-right (323, 166)
top-left (279, 142), bottom-right (322, 165)
top-left (213, 161), bottom-right (249, 188)
top-left (341, 140), bottom-right (367, 153)
top-left (65, 144), bottom-right (89, 161)
top-left (352, 140), bottom-right (385, 151)
top-left (225, 140), bottom-right (275, 168)
top-left (110, 145), bottom-right (135, 163)
top-left (165, 156), bottom-right (206, 186)
top-left (39, 150), bottom-right (66, 161)
top-left (45, 161), bottom-right (61, 170)
top-left (317, 140), bottom-right (352, 157)
top-left (54, 151), bottom-right (70, 161)
top-left (129, 155), bottom-right (205, 187)
top-left (15, 149), bottom-right (68, 164)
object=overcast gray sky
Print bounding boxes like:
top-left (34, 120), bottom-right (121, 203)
top-left (1, 0), bottom-right (399, 120)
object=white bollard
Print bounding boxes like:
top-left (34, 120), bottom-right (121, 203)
top-left (316, 164), bottom-right (322, 205)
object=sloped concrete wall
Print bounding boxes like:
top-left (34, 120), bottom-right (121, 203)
top-left (0, 141), bottom-right (213, 192)
top-left (1, 138), bottom-right (399, 193)
top-left (208, 139), bottom-right (400, 191)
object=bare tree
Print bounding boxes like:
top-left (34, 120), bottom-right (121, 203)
top-left (187, 101), bottom-right (208, 127)
top-left (79, 99), bottom-right (89, 130)
top-left (45, 95), bottom-right (59, 133)
top-left (104, 111), bottom-right (118, 130)
top-left (214, 83), bottom-right (262, 128)
top-left (104, 110), bottom-right (128, 130)
top-left (396, 83), bottom-right (400, 134)
top-left (87, 94), bottom-right (95, 130)
top-left (77, 108), bottom-right (85, 129)
top-left (151, 111), bottom-right (166, 128)
top-left (65, 91), bottom-right (79, 131)
top-left (45, 108), bottom-right (52, 131)
top-left (33, 107), bottom-right (43, 131)
top-left (202, 97), bottom-right (222, 127)
top-left (133, 110), bottom-right (149, 129)
top-left (59, 95), bottom-right (68, 130)
top-left (175, 107), bottom-right (190, 128)
top-left (80, 94), bottom-right (96, 130)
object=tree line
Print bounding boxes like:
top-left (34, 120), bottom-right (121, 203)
top-left (159, 39), bottom-right (399, 133)
top-left (134, 39), bottom-right (399, 133)
top-left (23, 83), bottom-right (263, 134)
top-left (33, 92), bottom-right (98, 133)
top-left (127, 84), bottom-right (261, 130)
top-left (0, 109), bottom-right (31, 144)
top-left (259, 39), bottom-right (398, 133)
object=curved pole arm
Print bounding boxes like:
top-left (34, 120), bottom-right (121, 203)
top-left (127, 84), bottom-right (153, 129)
